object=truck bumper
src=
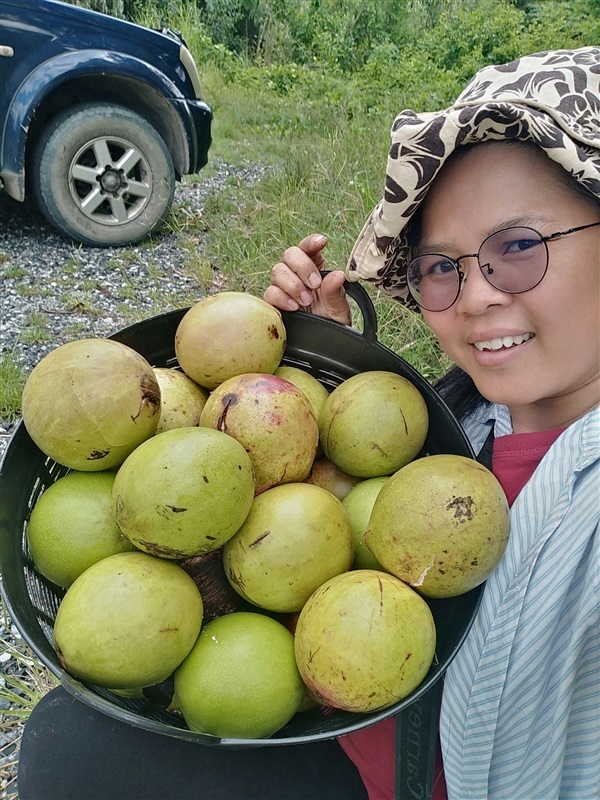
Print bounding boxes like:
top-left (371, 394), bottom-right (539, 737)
top-left (177, 98), bottom-right (212, 175)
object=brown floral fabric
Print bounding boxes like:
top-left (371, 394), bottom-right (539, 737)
top-left (345, 47), bottom-right (600, 311)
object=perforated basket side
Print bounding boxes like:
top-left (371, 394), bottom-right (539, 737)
top-left (0, 428), bottom-right (69, 677)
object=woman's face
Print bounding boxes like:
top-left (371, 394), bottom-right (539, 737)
top-left (418, 144), bottom-right (600, 432)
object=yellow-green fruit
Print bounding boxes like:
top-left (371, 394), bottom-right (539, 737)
top-left (21, 338), bottom-right (161, 471)
top-left (113, 427), bottom-right (255, 559)
top-left (27, 471), bottom-right (135, 588)
top-left (342, 477), bottom-right (388, 570)
top-left (294, 570), bottom-right (436, 712)
top-left (173, 611), bottom-right (304, 739)
top-left (304, 456), bottom-right (362, 500)
top-left (54, 551), bottom-right (203, 688)
top-left (153, 368), bottom-right (209, 434)
top-left (274, 366), bottom-right (329, 422)
top-left (175, 292), bottom-right (286, 389)
top-left (365, 455), bottom-right (510, 598)
top-left (318, 371), bottom-right (429, 478)
top-left (224, 483), bottom-right (354, 613)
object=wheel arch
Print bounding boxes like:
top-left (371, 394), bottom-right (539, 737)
top-left (2, 51), bottom-right (192, 201)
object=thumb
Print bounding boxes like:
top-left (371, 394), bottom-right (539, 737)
top-left (320, 271), bottom-right (351, 326)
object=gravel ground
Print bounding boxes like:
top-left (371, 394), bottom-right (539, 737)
top-left (0, 159), bottom-right (269, 798)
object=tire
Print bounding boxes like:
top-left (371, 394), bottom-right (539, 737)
top-left (32, 103), bottom-right (176, 247)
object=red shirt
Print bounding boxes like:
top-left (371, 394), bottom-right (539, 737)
top-left (338, 426), bottom-right (566, 800)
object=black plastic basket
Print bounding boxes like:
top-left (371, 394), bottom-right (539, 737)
top-left (0, 282), bottom-right (482, 747)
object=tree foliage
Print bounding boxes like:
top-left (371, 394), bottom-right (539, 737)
top-left (68, 0), bottom-right (599, 114)
top-left (70, 0), bottom-right (599, 70)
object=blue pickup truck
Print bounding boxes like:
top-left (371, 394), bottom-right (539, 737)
top-left (0, 0), bottom-right (212, 246)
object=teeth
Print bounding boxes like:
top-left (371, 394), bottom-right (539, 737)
top-left (474, 333), bottom-right (532, 352)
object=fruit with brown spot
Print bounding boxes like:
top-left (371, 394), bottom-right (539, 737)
top-left (21, 338), bottom-right (160, 470)
top-left (175, 292), bottom-right (286, 389)
top-left (365, 454), bottom-right (510, 598)
top-left (223, 482), bottom-right (354, 613)
top-left (113, 427), bottom-right (255, 559)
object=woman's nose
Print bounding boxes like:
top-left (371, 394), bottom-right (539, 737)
top-left (455, 256), bottom-right (512, 314)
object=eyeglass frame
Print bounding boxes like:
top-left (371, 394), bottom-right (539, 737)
top-left (406, 219), bottom-right (600, 312)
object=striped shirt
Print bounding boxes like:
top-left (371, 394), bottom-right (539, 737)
top-left (440, 404), bottom-right (600, 800)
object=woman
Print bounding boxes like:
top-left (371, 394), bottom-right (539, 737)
top-left (265, 48), bottom-right (600, 799)
top-left (18, 48), bottom-right (598, 800)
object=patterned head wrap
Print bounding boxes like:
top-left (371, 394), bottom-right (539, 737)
top-left (345, 47), bottom-right (600, 311)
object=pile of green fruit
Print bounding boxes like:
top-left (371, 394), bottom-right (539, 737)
top-left (21, 290), bottom-right (510, 740)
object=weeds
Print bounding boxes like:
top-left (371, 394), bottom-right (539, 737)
top-left (0, 669), bottom-right (56, 724)
top-left (0, 353), bottom-right (26, 422)
top-left (1, 265), bottom-right (26, 281)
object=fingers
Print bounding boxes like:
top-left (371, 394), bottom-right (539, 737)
top-left (263, 282), bottom-right (301, 313)
top-left (296, 233), bottom-right (328, 263)
top-left (265, 234), bottom-right (327, 310)
top-left (266, 261), bottom-right (315, 310)
top-left (263, 234), bottom-right (351, 326)
top-left (263, 270), bottom-right (352, 326)
top-left (280, 238), bottom-right (327, 292)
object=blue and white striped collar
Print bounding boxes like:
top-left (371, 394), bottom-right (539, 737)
top-left (460, 401), bottom-right (599, 467)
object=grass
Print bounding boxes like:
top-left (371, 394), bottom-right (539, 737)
top-left (0, 353), bottom-right (26, 422)
top-left (0, 647), bottom-right (57, 725)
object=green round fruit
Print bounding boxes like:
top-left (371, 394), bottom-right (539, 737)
top-left (223, 483), bottom-right (354, 613)
top-left (173, 611), bottom-right (304, 739)
top-left (21, 338), bottom-right (160, 470)
top-left (294, 570), bottom-right (436, 712)
top-left (153, 368), bottom-right (209, 434)
top-left (365, 454), bottom-right (510, 598)
top-left (342, 477), bottom-right (388, 570)
top-left (27, 470), bottom-right (135, 588)
top-left (113, 427), bottom-right (255, 559)
top-left (318, 371), bottom-right (429, 478)
top-left (175, 292), bottom-right (286, 389)
top-left (54, 551), bottom-right (203, 688)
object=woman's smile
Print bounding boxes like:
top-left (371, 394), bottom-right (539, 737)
top-left (471, 332), bottom-right (534, 352)
top-left (468, 331), bottom-right (535, 369)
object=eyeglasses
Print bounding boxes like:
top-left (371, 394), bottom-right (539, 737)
top-left (406, 220), bottom-right (600, 312)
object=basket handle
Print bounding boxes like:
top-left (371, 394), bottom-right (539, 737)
top-left (320, 271), bottom-right (379, 342)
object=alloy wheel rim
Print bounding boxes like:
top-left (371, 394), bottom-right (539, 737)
top-left (68, 135), bottom-right (153, 226)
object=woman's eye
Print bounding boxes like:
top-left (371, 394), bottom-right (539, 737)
top-left (409, 256), bottom-right (457, 284)
top-left (503, 238), bottom-right (540, 255)
top-left (427, 259), bottom-right (456, 276)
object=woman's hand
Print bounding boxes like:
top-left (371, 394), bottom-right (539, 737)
top-left (263, 234), bottom-right (352, 326)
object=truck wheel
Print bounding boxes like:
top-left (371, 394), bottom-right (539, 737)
top-left (32, 103), bottom-right (175, 247)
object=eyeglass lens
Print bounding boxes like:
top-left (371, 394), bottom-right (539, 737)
top-left (407, 227), bottom-right (549, 311)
